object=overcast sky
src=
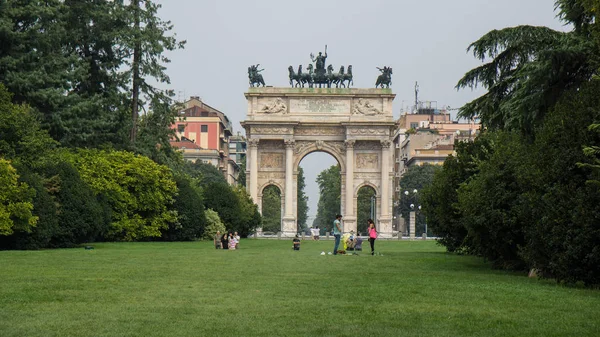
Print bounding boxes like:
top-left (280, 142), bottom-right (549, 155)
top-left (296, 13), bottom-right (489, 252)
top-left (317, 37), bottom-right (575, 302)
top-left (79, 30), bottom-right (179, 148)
top-left (156, 0), bottom-right (568, 218)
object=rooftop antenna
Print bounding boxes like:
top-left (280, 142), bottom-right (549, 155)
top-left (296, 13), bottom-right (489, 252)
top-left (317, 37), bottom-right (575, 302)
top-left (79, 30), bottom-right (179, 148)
top-left (414, 81), bottom-right (420, 113)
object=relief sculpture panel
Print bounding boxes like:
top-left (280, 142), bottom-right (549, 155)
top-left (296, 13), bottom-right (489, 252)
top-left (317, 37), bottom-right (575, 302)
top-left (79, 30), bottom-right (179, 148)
top-left (260, 153), bottom-right (284, 169)
top-left (356, 153), bottom-right (379, 169)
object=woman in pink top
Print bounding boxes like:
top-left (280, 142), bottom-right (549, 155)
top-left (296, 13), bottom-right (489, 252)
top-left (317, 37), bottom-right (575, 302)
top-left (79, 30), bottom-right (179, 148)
top-left (367, 219), bottom-right (377, 255)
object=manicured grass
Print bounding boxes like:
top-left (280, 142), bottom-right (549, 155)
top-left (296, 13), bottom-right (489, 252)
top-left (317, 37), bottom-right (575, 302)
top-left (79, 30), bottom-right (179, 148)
top-left (1, 240), bottom-right (598, 337)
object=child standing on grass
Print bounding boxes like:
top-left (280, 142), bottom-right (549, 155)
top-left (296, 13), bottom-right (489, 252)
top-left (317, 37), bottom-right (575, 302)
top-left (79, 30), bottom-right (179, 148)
top-left (368, 219), bottom-right (377, 255)
top-left (293, 235), bottom-right (301, 250)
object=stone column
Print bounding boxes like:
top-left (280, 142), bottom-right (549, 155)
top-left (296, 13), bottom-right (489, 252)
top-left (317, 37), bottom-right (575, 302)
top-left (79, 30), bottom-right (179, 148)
top-left (379, 140), bottom-right (392, 236)
top-left (282, 139), bottom-right (296, 236)
top-left (344, 140), bottom-right (356, 233)
top-left (248, 138), bottom-right (259, 202)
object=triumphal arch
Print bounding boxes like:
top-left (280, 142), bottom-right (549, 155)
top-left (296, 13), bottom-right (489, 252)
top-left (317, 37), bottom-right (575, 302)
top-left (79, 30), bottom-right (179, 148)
top-left (241, 87), bottom-right (396, 237)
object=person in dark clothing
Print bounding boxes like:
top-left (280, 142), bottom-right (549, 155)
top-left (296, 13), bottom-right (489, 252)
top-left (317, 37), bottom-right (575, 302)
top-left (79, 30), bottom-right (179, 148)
top-left (221, 232), bottom-right (229, 250)
top-left (293, 235), bottom-right (301, 250)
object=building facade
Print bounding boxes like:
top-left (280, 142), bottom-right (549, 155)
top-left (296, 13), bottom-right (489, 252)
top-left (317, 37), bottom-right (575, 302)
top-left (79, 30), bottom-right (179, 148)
top-left (170, 96), bottom-right (240, 185)
top-left (392, 103), bottom-right (480, 234)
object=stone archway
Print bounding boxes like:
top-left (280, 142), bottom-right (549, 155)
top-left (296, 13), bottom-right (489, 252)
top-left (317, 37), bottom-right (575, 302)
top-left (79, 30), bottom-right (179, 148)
top-left (241, 88), bottom-right (396, 237)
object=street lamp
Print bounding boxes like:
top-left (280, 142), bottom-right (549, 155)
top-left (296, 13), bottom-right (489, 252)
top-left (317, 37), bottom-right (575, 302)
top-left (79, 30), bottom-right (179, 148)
top-left (404, 189), bottom-right (426, 240)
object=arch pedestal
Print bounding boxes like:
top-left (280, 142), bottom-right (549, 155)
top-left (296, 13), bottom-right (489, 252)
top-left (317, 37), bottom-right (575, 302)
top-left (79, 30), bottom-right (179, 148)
top-left (241, 88), bottom-right (396, 237)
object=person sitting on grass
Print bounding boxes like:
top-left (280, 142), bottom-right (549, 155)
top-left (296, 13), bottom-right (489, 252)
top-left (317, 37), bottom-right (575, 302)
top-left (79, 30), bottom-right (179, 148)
top-left (293, 235), bottom-right (301, 250)
top-left (355, 235), bottom-right (363, 251)
top-left (346, 230), bottom-right (356, 251)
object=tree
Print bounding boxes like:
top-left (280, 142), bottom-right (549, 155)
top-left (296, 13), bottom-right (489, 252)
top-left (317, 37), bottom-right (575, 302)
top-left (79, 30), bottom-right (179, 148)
top-left (456, 1), bottom-right (597, 135)
top-left (261, 185), bottom-right (281, 233)
top-left (0, 159), bottom-right (37, 236)
top-left (237, 157), bottom-right (246, 188)
top-left (518, 81), bottom-right (600, 285)
top-left (314, 165), bottom-right (341, 231)
top-left (356, 186), bottom-right (376, 234)
top-left (296, 167), bottom-right (308, 230)
top-left (202, 209), bottom-right (226, 241)
top-left (232, 186), bottom-right (261, 237)
top-left (66, 149), bottom-right (178, 241)
top-left (42, 161), bottom-right (110, 247)
top-left (0, 1), bottom-right (130, 148)
top-left (202, 181), bottom-right (240, 230)
top-left (0, 1), bottom-right (184, 148)
top-left (0, 84), bottom-right (57, 166)
top-left (398, 164), bottom-right (440, 236)
top-left (421, 137), bottom-right (492, 252)
top-left (183, 160), bottom-right (227, 186)
top-left (135, 96), bottom-right (183, 168)
top-left (0, 166), bottom-right (58, 250)
top-left (119, 0), bottom-right (185, 143)
top-left (162, 174), bottom-right (206, 241)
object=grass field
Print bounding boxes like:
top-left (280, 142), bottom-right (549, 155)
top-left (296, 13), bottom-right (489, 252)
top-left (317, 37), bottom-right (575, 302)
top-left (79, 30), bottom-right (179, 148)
top-left (1, 239), bottom-right (599, 337)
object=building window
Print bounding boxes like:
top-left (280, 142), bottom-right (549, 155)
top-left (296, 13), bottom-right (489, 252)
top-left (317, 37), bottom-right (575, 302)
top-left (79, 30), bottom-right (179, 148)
top-left (410, 122), bottom-right (418, 129)
top-left (201, 125), bottom-right (208, 132)
top-left (177, 124), bottom-right (185, 133)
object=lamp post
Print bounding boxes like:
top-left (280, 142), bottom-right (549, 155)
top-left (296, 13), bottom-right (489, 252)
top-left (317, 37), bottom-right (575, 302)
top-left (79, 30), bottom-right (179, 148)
top-left (370, 195), bottom-right (376, 221)
top-left (404, 189), bottom-right (427, 240)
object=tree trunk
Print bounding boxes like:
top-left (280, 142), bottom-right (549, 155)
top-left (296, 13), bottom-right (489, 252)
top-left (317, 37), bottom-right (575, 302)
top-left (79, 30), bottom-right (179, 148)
top-left (130, 0), bottom-right (141, 143)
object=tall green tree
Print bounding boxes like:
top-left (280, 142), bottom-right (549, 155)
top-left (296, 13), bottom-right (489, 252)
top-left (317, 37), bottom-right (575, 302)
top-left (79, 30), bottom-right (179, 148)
top-left (260, 185), bottom-right (281, 233)
top-left (456, 0), bottom-right (598, 135)
top-left (356, 186), bottom-right (376, 234)
top-left (117, 0), bottom-right (186, 143)
top-left (296, 167), bottom-right (308, 230)
top-left (314, 165), bottom-right (341, 231)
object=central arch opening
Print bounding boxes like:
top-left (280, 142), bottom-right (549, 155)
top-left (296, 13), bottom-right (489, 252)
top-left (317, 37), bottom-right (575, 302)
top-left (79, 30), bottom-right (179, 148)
top-left (356, 185), bottom-right (377, 235)
top-left (298, 151), bottom-right (341, 235)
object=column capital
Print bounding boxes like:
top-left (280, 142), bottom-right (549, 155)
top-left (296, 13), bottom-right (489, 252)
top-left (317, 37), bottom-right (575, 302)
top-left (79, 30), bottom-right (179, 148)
top-left (380, 140), bottom-right (392, 148)
top-left (344, 139), bottom-right (356, 149)
top-left (284, 139), bottom-right (295, 148)
top-left (248, 138), bottom-right (259, 147)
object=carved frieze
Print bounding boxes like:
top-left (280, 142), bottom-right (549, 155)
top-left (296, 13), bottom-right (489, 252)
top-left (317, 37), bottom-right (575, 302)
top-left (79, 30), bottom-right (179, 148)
top-left (260, 153), bottom-right (284, 169)
top-left (356, 153), bottom-right (379, 169)
top-left (252, 127), bottom-right (292, 135)
top-left (295, 127), bottom-right (345, 136)
top-left (348, 128), bottom-right (390, 136)
top-left (260, 140), bottom-right (283, 149)
top-left (354, 141), bottom-right (381, 151)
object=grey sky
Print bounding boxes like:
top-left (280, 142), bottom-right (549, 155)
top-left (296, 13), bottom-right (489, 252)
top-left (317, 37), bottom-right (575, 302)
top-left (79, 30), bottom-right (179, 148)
top-left (156, 0), bottom-right (567, 217)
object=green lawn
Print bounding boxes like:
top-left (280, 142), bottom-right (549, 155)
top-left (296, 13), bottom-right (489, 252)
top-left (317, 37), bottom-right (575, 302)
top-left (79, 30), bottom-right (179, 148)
top-left (1, 240), bottom-right (598, 337)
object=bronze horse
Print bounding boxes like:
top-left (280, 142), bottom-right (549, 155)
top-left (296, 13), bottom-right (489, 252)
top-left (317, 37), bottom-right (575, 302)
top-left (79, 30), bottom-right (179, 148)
top-left (342, 65), bottom-right (353, 88)
top-left (375, 67), bottom-right (392, 88)
top-left (327, 65), bottom-right (345, 88)
top-left (289, 66), bottom-right (307, 87)
top-left (248, 65), bottom-right (265, 87)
